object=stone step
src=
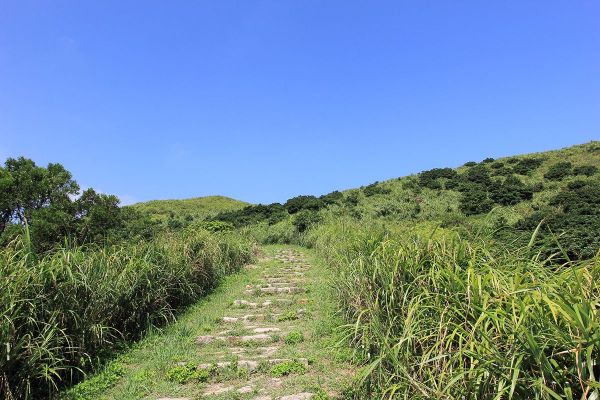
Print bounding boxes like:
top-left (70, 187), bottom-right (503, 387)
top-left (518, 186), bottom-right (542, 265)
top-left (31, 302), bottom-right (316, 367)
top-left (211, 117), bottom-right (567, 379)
top-left (231, 299), bottom-right (292, 309)
top-left (196, 333), bottom-right (278, 346)
top-left (211, 345), bottom-right (280, 359)
top-left (245, 287), bottom-right (305, 295)
top-left (199, 358), bottom-right (308, 372)
top-left (280, 393), bottom-right (314, 400)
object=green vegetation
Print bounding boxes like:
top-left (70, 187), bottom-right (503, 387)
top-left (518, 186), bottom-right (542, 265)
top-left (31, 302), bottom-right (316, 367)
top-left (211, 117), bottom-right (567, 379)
top-left (270, 360), bottom-right (308, 377)
top-left (284, 330), bottom-right (305, 345)
top-left (0, 229), bottom-right (254, 399)
top-left (130, 195), bottom-right (248, 228)
top-left (3, 141), bottom-right (600, 399)
top-left (310, 219), bottom-right (599, 399)
top-left (166, 362), bottom-right (209, 384)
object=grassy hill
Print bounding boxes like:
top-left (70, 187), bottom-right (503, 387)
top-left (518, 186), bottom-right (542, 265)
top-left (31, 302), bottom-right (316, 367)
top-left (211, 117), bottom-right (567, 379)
top-left (341, 140), bottom-right (600, 223)
top-left (130, 195), bottom-right (249, 222)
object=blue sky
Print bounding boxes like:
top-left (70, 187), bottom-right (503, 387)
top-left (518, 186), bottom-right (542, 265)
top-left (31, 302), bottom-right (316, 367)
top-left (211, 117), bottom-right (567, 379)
top-left (1, 1), bottom-right (599, 205)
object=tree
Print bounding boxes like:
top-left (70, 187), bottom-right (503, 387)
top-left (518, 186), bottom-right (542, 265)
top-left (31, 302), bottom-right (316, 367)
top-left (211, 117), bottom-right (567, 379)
top-left (459, 185), bottom-right (494, 215)
top-left (489, 175), bottom-right (533, 206)
top-left (320, 190), bottom-right (343, 205)
top-left (284, 195), bottom-right (324, 214)
top-left (292, 210), bottom-right (322, 232)
top-left (2, 157), bottom-right (79, 226)
top-left (75, 189), bottom-right (123, 242)
top-left (544, 162), bottom-right (573, 180)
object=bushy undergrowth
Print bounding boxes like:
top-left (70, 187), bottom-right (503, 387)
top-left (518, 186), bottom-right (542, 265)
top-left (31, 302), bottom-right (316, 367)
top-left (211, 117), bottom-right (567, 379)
top-left (312, 219), bottom-right (599, 399)
top-left (0, 228), bottom-right (255, 399)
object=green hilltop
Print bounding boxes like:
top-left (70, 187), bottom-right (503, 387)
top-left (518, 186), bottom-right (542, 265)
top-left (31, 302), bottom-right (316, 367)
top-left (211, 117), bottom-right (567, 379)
top-left (129, 195), bottom-right (249, 222)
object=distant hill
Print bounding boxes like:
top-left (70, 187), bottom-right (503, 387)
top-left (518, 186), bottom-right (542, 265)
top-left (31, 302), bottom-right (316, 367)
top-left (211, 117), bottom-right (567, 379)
top-left (340, 140), bottom-right (600, 224)
top-left (129, 195), bottom-right (249, 222)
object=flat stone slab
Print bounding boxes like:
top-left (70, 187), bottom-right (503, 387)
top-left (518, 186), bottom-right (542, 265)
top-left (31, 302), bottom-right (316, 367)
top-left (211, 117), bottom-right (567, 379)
top-left (252, 327), bottom-right (280, 333)
top-left (280, 393), bottom-right (314, 400)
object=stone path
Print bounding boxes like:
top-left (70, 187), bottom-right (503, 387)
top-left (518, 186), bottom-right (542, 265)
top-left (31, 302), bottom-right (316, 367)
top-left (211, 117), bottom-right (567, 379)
top-left (156, 247), bottom-right (339, 400)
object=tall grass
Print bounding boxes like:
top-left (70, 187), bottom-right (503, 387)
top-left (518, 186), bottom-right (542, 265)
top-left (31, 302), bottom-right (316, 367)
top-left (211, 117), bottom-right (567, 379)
top-left (0, 228), bottom-right (255, 399)
top-left (312, 219), bottom-right (599, 399)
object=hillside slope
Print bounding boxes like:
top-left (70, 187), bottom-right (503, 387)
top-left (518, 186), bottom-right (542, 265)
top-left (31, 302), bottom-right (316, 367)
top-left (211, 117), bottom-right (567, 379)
top-left (130, 195), bottom-right (249, 222)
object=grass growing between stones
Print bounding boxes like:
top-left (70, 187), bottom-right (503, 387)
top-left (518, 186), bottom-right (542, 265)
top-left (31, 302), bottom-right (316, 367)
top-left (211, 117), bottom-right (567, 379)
top-left (62, 245), bottom-right (355, 399)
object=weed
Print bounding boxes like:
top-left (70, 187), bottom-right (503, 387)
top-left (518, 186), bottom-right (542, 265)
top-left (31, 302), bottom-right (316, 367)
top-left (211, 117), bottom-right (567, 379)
top-left (270, 360), bottom-right (307, 377)
top-left (284, 330), bottom-right (305, 345)
top-left (165, 362), bottom-right (209, 384)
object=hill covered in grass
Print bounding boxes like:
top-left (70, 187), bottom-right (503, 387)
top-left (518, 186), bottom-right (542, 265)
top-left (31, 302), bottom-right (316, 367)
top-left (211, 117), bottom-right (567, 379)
top-left (130, 195), bottom-right (249, 224)
top-left (213, 141), bottom-right (600, 259)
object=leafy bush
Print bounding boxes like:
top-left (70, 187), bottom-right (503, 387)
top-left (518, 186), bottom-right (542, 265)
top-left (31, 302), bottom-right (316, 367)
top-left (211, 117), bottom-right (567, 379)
top-left (344, 192), bottom-right (360, 206)
top-left (544, 161), bottom-right (573, 180)
top-left (459, 185), bottom-right (493, 215)
top-left (284, 330), bottom-right (305, 345)
top-left (292, 210), bottom-right (322, 233)
top-left (213, 203), bottom-right (287, 227)
top-left (270, 360), bottom-right (307, 377)
top-left (320, 190), bottom-right (343, 205)
top-left (517, 179), bottom-right (600, 260)
top-left (463, 161), bottom-right (477, 167)
top-left (464, 164), bottom-right (492, 187)
top-left (166, 362), bottom-right (209, 384)
top-left (573, 164), bottom-right (598, 176)
top-left (489, 175), bottom-right (533, 206)
top-left (362, 182), bottom-right (391, 197)
top-left (284, 195), bottom-right (324, 214)
top-left (512, 157), bottom-right (544, 175)
top-left (418, 168), bottom-right (458, 189)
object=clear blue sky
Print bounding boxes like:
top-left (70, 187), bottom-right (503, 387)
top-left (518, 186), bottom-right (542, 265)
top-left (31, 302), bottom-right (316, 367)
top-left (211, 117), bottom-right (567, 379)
top-left (1, 1), bottom-right (599, 205)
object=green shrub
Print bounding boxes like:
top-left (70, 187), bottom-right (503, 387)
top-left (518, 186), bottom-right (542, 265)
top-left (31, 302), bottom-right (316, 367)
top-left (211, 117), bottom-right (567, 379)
top-left (270, 360), bottom-right (307, 377)
top-left (418, 168), bottom-right (458, 190)
top-left (166, 362), bottom-right (209, 384)
top-left (517, 179), bottom-right (600, 260)
top-left (573, 164), bottom-right (598, 176)
top-left (489, 175), bottom-right (533, 206)
top-left (459, 185), bottom-right (493, 215)
top-left (544, 161), bottom-right (573, 180)
top-left (284, 330), bottom-right (305, 345)
top-left (464, 164), bottom-right (492, 187)
top-left (292, 210), bottom-right (322, 233)
top-left (512, 157), bottom-right (544, 175)
top-left (320, 190), bottom-right (343, 205)
top-left (363, 182), bottom-right (392, 197)
top-left (284, 196), bottom-right (324, 214)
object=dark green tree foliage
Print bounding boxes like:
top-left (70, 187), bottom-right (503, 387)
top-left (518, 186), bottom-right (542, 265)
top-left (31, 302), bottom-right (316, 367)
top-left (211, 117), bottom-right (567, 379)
top-left (292, 210), bottom-right (322, 232)
top-left (363, 182), bottom-right (392, 197)
top-left (213, 203), bottom-right (287, 227)
top-left (517, 180), bottom-right (600, 260)
top-left (481, 157), bottom-right (495, 163)
top-left (0, 157), bottom-right (151, 252)
top-left (320, 190), bottom-right (343, 205)
top-left (459, 185), bottom-right (494, 215)
top-left (463, 161), bottom-right (477, 167)
top-left (544, 162), bottom-right (573, 180)
top-left (489, 175), bottom-right (534, 206)
top-left (418, 168), bottom-right (458, 189)
top-left (512, 158), bottom-right (544, 175)
top-left (1, 157), bottom-right (79, 229)
top-left (464, 164), bottom-right (492, 187)
top-left (345, 192), bottom-right (360, 206)
top-left (573, 165), bottom-right (598, 176)
top-left (284, 195), bottom-right (324, 214)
